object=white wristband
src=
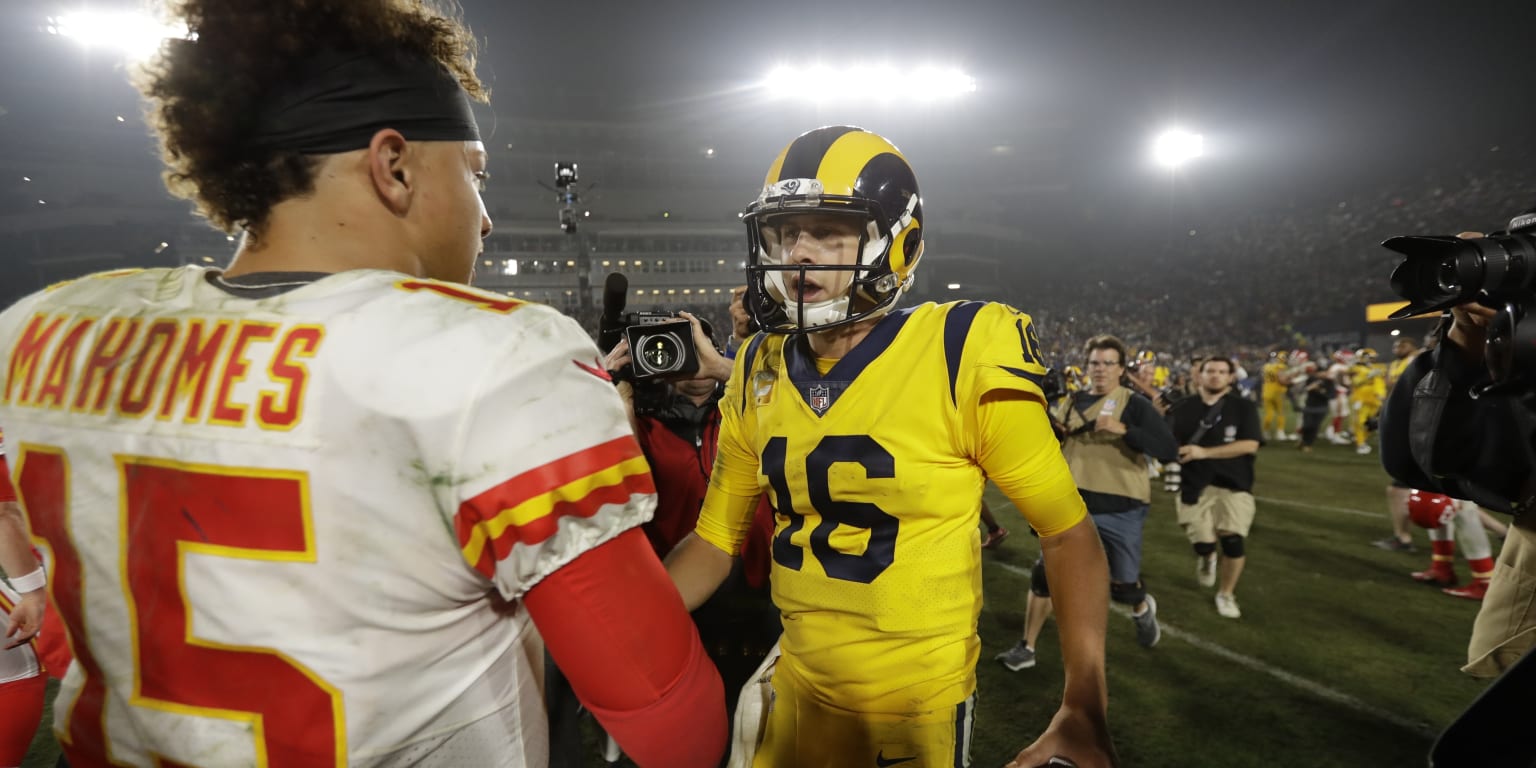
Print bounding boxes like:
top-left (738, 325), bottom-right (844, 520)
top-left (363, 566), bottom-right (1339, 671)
top-left (9, 566), bottom-right (45, 594)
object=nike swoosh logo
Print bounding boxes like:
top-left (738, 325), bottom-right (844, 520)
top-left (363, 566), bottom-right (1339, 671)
top-left (573, 359), bottom-right (612, 382)
top-left (875, 753), bottom-right (917, 767)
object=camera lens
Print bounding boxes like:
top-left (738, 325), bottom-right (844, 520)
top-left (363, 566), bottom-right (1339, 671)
top-left (637, 333), bottom-right (682, 373)
top-left (1436, 259), bottom-right (1463, 294)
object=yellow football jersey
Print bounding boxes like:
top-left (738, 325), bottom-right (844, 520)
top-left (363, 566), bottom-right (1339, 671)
top-left (700, 301), bottom-right (1084, 714)
top-left (1350, 362), bottom-right (1386, 401)
top-left (1262, 361), bottom-right (1287, 389)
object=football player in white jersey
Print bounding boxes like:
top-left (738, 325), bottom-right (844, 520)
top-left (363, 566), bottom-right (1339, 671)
top-left (1323, 349), bottom-right (1354, 444)
top-left (0, 1), bottom-right (724, 766)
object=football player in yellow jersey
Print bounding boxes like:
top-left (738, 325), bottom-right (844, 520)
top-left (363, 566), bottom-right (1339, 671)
top-left (1260, 350), bottom-right (1294, 440)
top-left (666, 127), bottom-right (1116, 768)
top-left (1349, 348), bottom-right (1388, 454)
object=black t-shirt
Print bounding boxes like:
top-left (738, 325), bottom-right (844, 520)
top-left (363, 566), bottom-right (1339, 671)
top-left (1301, 373), bottom-right (1332, 411)
top-left (1167, 390), bottom-right (1263, 493)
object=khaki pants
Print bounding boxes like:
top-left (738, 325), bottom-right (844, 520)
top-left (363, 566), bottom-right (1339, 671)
top-left (1176, 486), bottom-right (1256, 543)
top-left (1465, 511), bottom-right (1536, 678)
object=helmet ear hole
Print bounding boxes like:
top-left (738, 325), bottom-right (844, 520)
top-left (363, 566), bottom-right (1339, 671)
top-left (891, 223), bottom-right (922, 276)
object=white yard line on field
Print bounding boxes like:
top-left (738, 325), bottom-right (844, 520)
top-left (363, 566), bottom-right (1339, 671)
top-left (987, 560), bottom-right (1433, 738)
top-left (1255, 495), bottom-right (1383, 519)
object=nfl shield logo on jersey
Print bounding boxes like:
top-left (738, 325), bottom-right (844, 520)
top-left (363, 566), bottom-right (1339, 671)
top-left (808, 385), bottom-right (830, 414)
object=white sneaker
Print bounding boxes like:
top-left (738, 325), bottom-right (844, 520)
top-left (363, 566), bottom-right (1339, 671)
top-left (1355, 444), bottom-right (1372, 455)
top-left (1196, 554), bottom-right (1217, 588)
top-left (1215, 593), bottom-right (1242, 619)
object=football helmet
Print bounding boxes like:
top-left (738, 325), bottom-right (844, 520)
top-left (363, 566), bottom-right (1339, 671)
top-left (1356, 347), bottom-right (1378, 363)
top-left (742, 126), bottom-right (923, 333)
top-left (1065, 364), bottom-right (1087, 390)
top-left (1408, 489), bottom-right (1456, 529)
top-left (1270, 349), bottom-right (1289, 365)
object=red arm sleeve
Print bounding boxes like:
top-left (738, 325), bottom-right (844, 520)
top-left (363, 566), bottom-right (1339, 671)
top-left (524, 527), bottom-right (727, 768)
top-left (0, 456), bottom-right (14, 503)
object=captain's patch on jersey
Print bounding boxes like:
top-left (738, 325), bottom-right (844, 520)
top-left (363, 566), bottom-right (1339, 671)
top-left (754, 370), bottom-right (776, 405)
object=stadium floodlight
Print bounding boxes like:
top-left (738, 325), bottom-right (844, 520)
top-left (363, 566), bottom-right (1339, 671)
top-left (1152, 128), bottom-right (1204, 170)
top-left (46, 10), bottom-right (190, 61)
top-left (762, 63), bottom-right (976, 102)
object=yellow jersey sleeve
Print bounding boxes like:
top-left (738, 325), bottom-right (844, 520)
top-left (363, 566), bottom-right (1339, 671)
top-left (958, 304), bottom-right (1086, 537)
top-left (695, 334), bottom-right (769, 556)
top-left (962, 303), bottom-right (1048, 404)
top-left (978, 391), bottom-right (1087, 536)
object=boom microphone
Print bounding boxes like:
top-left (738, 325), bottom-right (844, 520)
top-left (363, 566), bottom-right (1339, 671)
top-left (597, 272), bottom-right (628, 353)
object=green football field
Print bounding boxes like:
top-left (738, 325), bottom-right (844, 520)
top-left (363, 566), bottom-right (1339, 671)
top-left (21, 440), bottom-right (1498, 767)
top-left (974, 439), bottom-right (1488, 768)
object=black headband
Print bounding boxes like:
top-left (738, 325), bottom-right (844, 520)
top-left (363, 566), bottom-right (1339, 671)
top-left (250, 48), bottom-right (481, 155)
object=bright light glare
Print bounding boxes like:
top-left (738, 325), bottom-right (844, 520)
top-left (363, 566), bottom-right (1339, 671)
top-left (47, 11), bottom-right (190, 61)
top-left (1152, 129), bottom-right (1204, 169)
top-left (763, 63), bottom-right (977, 102)
top-left (502, 260), bottom-right (518, 276)
top-left (947, 283), bottom-right (962, 290)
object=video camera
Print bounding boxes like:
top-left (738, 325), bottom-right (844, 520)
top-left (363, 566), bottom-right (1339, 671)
top-left (1385, 209), bottom-right (1536, 384)
top-left (618, 311), bottom-right (710, 382)
top-left (597, 272), bottom-right (715, 383)
top-left (1040, 367), bottom-right (1067, 402)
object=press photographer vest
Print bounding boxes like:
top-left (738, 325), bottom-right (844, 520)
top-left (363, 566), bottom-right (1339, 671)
top-left (1054, 386), bottom-right (1151, 503)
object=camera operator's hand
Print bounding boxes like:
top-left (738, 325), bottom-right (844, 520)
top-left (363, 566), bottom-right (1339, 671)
top-left (603, 337), bottom-right (632, 376)
top-left (679, 311), bottom-right (733, 384)
top-left (729, 286), bottom-right (753, 341)
top-left (603, 338), bottom-right (635, 400)
top-left (1448, 303), bottom-right (1498, 365)
top-left (1177, 444), bottom-right (1209, 462)
top-left (1094, 415), bottom-right (1127, 435)
top-left (1441, 230), bottom-right (1499, 366)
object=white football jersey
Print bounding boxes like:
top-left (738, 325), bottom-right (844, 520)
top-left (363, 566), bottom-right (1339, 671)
top-left (0, 267), bottom-right (655, 767)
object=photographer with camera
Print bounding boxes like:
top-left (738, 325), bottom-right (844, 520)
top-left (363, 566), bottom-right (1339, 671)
top-left (604, 313), bottom-right (734, 554)
top-left (997, 335), bottom-right (1178, 671)
top-left (603, 311), bottom-right (780, 751)
top-left (1379, 217), bottom-right (1536, 765)
top-left (1167, 356), bottom-right (1263, 619)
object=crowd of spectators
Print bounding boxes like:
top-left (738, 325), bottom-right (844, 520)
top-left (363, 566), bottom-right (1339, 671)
top-left (1016, 152), bottom-right (1536, 366)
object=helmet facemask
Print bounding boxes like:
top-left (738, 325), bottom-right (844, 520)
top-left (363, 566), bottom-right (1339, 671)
top-left (743, 179), bottom-right (919, 335)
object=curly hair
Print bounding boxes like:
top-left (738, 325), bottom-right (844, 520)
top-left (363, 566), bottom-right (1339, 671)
top-left (136, 0), bottom-right (486, 236)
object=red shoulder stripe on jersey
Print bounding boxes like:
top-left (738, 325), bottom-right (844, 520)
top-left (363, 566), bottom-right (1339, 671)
top-left (573, 359), bottom-right (612, 382)
top-left (457, 436), bottom-right (656, 578)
